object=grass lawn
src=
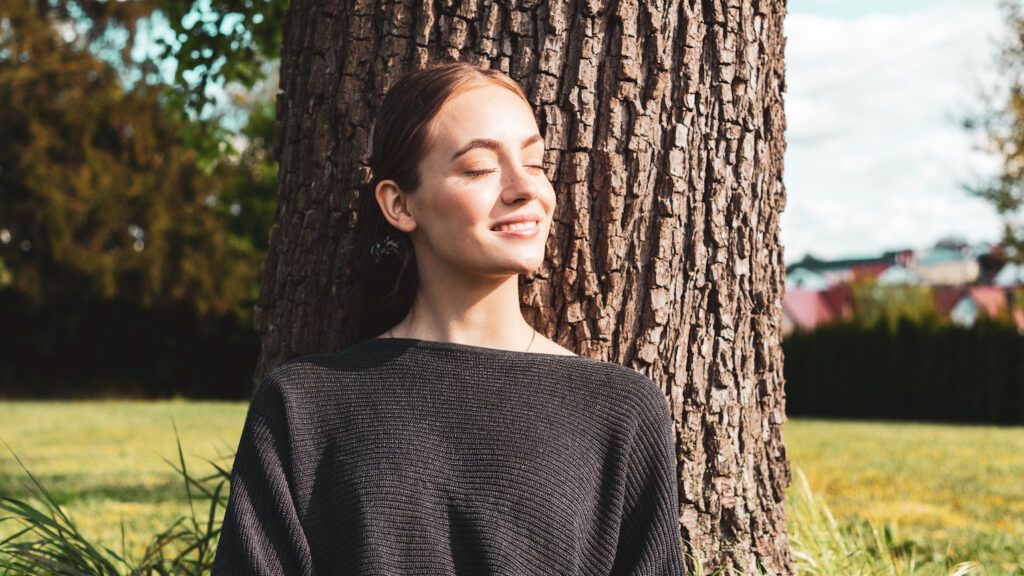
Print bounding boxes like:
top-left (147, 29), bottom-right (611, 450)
top-left (0, 400), bottom-right (241, 560)
top-left (1, 403), bottom-right (1022, 574)
top-left (784, 418), bottom-right (1024, 573)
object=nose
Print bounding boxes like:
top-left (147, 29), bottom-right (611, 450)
top-left (502, 163), bottom-right (540, 203)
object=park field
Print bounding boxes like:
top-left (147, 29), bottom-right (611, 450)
top-left (0, 402), bottom-right (1022, 574)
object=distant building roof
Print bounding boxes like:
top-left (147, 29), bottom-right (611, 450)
top-left (994, 262), bottom-right (1024, 287)
top-left (966, 286), bottom-right (1009, 318)
top-left (782, 286), bottom-right (853, 332)
top-left (783, 289), bottom-right (833, 332)
top-left (819, 284), bottom-right (854, 320)
top-left (849, 262), bottom-right (891, 282)
top-left (915, 246), bottom-right (975, 266)
top-left (968, 242), bottom-right (996, 258)
top-left (877, 265), bottom-right (924, 285)
top-left (932, 286), bottom-right (964, 316)
top-left (786, 251), bottom-right (906, 274)
top-left (949, 287), bottom-right (1011, 328)
top-left (786, 268), bottom-right (829, 290)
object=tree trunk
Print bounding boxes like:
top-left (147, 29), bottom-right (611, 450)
top-left (260, 0), bottom-right (792, 572)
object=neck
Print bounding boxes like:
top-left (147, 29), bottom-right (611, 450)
top-left (388, 262), bottom-right (536, 351)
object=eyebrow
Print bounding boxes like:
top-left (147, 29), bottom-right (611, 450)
top-left (449, 133), bottom-right (544, 162)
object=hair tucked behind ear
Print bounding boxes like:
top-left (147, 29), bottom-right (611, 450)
top-left (355, 179), bottom-right (419, 340)
top-left (354, 60), bottom-right (530, 339)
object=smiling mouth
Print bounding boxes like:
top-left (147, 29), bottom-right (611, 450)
top-left (491, 220), bottom-right (540, 232)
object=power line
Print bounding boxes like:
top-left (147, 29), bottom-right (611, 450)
top-left (799, 12), bottom-right (1003, 97)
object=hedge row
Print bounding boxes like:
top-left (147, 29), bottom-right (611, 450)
top-left (783, 317), bottom-right (1024, 424)
top-left (6, 285), bottom-right (1023, 420)
top-left (0, 290), bottom-right (259, 399)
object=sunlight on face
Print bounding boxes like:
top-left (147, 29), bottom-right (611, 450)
top-left (408, 84), bottom-right (556, 278)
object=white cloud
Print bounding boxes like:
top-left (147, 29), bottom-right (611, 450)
top-left (782, 0), bottom-right (1008, 263)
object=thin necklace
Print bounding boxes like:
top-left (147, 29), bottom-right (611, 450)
top-left (388, 326), bottom-right (538, 352)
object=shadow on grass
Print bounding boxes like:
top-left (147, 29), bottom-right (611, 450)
top-left (0, 476), bottom-right (197, 506)
top-left (0, 418), bottom-right (229, 575)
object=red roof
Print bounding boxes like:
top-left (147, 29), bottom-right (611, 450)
top-left (932, 286), bottom-right (964, 316)
top-left (820, 284), bottom-right (854, 319)
top-left (849, 262), bottom-right (891, 282)
top-left (965, 286), bottom-right (1008, 317)
top-left (783, 286), bottom-right (853, 331)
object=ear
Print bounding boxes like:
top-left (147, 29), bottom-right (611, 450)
top-left (374, 179), bottom-right (417, 233)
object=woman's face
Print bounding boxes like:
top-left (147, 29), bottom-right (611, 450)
top-left (388, 83), bottom-right (556, 278)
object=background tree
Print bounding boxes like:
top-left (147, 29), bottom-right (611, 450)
top-left (0, 0), bottom-right (276, 320)
top-left (0, 0), bottom-right (280, 397)
top-left (260, 0), bottom-right (792, 573)
top-left (849, 277), bottom-right (940, 330)
top-left (964, 0), bottom-right (1024, 261)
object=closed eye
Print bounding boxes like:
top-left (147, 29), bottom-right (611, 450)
top-left (464, 166), bottom-right (546, 178)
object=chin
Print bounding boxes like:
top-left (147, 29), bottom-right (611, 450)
top-left (478, 239), bottom-right (548, 274)
top-left (508, 255), bottom-right (545, 275)
top-left (481, 253), bottom-right (542, 276)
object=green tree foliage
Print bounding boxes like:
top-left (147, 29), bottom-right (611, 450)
top-left (964, 0), bottom-right (1024, 261)
top-left (158, 0), bottom-right (287, 118)
top-left (848, 277), bottom-right (941, 330)
top-left (0, 0), bottom-right (276, 323)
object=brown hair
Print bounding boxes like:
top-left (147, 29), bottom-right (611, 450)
top-left (356, 61), bottom-right (532, 339)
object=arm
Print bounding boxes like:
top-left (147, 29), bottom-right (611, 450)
top-left (609, 386), bottom-right (686, 576)
top-left (212, 368), bottom-right (316, 576)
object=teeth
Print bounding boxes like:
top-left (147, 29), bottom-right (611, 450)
top-left (495, 221), bottom-right (538, 232)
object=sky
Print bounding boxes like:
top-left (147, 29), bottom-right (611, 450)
top-left (782, 0), bottom-right (1012, 265)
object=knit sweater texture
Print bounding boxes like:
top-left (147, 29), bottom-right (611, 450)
top-left (211, 337), bottom-right (685, 575)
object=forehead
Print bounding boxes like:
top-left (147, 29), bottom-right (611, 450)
top-left (426, 84), bottom-right (538, 153)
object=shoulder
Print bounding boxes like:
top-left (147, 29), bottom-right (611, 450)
top-left (254, 345), bottom-right (401, 403)
top-left (267, 344), bottom-right (390, 380)
top-left (249, 351), bottom-right (356, 412)
top-left (256, 352), bottom-right (335, 390)
top-left (245, 353), bottom-right (354, 440)
top-left (617, 364), bottom-right (671, 412)
top-left (576, 359), bottom-right (672, 426)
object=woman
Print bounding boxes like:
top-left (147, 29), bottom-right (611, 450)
top-left (212, 61), bottom-right (685, 575)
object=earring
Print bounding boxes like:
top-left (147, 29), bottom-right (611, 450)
top-left (370, 233), bottom-right (402, 263)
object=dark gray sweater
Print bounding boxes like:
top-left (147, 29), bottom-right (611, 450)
top-left (212, 337), bottom-right (685, 575)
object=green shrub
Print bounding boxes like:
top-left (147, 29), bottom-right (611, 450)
top-left (784, 316), bottom-right (1024, 424)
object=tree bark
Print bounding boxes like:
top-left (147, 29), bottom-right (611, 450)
top-left (260, 0), bottom-right (792, 572)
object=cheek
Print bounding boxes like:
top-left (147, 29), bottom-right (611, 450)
top-left (451, 192), bottom-right (491, 226)
top-left (421, 186), bottom-right (491, 236)
top-left (540, 181), bottom-right (557, 213)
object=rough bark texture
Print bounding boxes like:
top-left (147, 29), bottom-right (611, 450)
top-left (259, 0), bottom-right (792, 573)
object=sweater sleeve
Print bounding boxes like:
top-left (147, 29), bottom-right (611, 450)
top-left (212, 368), bottom-right (316, 576)
top-left (609, 385), bottom-right (687, 576)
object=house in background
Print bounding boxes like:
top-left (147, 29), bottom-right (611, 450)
top-left (928, 285), bottom-right (1024, 329)
top-left (932, 285), bottom-right (965, 318)
top-left (785, 267), bottom-right (829, 290)
top-left (994, 261), bottom-right (1024, 287)
top-left (786, 250), bottom-right (909, 288)
top-left (848, 261), bottom-right (891, 283)
top-left (784, 240), bottom-right (1024, 334)
top-left (877, 264), bottom-right (924, 285)
top-left (782, 284), bottom-right (854, 335)
top-left (909, 245), bottom-right (981, 286)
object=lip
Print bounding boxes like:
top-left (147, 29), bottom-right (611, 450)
top-left (490, 213), bottom-right (544, 232)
